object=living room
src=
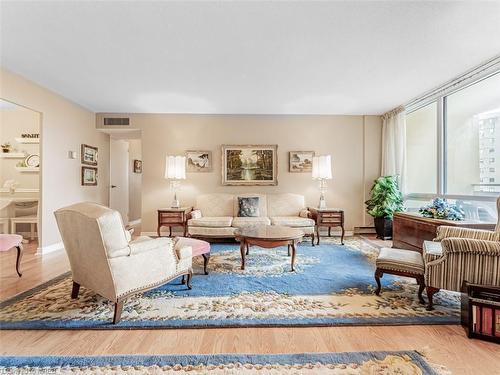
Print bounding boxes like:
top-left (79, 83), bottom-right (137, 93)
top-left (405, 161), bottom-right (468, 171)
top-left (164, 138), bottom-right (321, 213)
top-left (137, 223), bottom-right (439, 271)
top-left (0, 1), bottom-right (499, 374)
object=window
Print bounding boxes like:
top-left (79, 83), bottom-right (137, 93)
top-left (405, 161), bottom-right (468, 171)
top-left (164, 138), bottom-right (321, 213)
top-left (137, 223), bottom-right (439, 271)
top-left (446, 73), bottom-right (500, 195)
top-left (406, 102), bottom-right (438, 193)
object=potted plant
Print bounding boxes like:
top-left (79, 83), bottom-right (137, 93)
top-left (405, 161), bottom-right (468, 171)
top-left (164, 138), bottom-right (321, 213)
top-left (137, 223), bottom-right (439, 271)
top-left (1, 142), bottom-right (11, 153)
top-left (365, 175), bottom-right (405, 239)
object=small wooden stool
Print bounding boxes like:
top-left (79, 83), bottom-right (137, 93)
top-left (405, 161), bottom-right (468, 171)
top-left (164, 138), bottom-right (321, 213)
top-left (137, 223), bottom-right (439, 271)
top-left (375, 247), bottom-right (425, 304)
top-left (0, 234), bottom-right (23, 277)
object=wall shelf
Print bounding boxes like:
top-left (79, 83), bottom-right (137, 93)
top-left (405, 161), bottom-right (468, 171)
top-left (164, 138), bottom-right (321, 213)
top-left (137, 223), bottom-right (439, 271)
top-left (15, 166), bottom-right (39, 172)
top-left (14, 137), bottom-right (39, 144)
top-left (0, 153), bottom-right (25, 159)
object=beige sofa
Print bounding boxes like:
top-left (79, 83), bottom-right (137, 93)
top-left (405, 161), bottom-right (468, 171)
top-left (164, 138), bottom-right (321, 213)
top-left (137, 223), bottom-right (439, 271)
top-left (187, 193), bottom-right (315, 244)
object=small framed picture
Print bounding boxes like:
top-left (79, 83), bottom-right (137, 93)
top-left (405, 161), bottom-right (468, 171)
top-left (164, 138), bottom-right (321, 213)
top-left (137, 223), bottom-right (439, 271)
top-left (186, 150), bottom-right (212, 172)
top-left (133, 159), bottom-right (142, 173)
top-left (81, 166), bottom-right (98, 186)
top-left (289, 151), bottom-right (315, 173)
top-left (81, 144), bottom-right (98, 166)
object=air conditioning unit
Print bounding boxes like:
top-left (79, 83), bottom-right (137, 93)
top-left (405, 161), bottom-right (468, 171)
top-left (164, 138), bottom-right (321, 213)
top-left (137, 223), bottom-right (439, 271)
top-left (103, 117), bottom-right (130, 126)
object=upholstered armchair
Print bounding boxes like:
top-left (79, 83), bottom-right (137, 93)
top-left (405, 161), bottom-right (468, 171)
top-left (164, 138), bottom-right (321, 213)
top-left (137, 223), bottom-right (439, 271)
top-left (54, 202), bottom-right (193, 324)
top-left (424, 197), bottom-right (500, 310)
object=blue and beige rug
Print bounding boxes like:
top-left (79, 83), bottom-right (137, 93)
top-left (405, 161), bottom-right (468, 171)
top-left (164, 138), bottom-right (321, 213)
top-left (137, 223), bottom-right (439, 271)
top-left (0, 238), bottom-right (460, 329)
top-left (0, 351), bottom-right (446, 374)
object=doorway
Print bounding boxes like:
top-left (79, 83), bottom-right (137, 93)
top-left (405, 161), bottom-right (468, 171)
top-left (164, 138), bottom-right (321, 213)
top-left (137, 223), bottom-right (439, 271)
top-left (108, 132), bottom-right (142, 230)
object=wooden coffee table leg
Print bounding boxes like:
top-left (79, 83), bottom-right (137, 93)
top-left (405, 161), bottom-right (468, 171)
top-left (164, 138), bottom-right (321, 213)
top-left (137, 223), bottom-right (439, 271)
top-left (290, 241), bottom-right (296, 272)
top-left (240, 240), bottom-right (246, 270)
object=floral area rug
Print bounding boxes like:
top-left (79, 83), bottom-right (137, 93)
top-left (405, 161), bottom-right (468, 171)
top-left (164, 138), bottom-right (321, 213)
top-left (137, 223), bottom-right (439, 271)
top-left (0, 238), bottom-right (460, 329)
top-left (0, 351), bottom-right (446, 374)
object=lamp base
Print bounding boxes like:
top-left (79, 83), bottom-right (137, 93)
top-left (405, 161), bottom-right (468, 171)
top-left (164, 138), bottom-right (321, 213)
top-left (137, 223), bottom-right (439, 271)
top-left (318, 197), bottom-right (327, 210)
top-left (171, 199), bottom-right (180, 209)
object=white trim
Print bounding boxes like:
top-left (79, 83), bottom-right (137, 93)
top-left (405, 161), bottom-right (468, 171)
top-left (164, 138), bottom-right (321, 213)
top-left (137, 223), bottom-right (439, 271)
top-left (128, 219), bottom-right (142, 226)
top-left (37, 241), bottom-right (64, 254)
top-left (0, 188), bottom-right (40, 193)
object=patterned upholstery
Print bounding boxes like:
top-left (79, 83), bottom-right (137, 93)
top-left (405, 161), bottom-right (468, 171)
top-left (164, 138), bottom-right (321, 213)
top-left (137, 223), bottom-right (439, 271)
top-left (188, 217), bottom-right (233, 227)
top-left (425, 196), bottom-right (500, 292)
top-left (267, 193), bottom-right (305, 217)
top-left (376, 248), bottom-right (424, 275)
top-left (232, 217), bottom-right (271, 228)
top-left (232, 194), bottom-right (268, 217)
top-left (195, 194), bottom-right (234, 217)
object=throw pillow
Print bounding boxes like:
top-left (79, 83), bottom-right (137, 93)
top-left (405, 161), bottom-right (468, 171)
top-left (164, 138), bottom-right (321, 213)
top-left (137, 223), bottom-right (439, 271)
top-left (238, 197), bottom-right (260, 217)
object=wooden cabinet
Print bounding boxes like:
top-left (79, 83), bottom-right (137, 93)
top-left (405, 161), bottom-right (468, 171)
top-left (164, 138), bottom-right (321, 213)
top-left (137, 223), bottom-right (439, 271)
top-left (157, 207), bottom-right (192, 237)
top-left (309, 208), bottom-right (345, 245)
top-left (393, 212), bottom-right (496, 252)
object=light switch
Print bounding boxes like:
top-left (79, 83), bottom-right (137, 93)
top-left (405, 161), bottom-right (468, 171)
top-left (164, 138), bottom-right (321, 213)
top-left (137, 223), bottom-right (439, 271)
top-left (68, 151), bottom-right (77, 159)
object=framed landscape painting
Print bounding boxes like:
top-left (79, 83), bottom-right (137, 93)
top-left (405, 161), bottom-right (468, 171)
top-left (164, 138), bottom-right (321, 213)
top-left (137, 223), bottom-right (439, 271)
top-left (81, 166), bottom-right (98, 186)
top-left (222, 144), bottom-right (278, 186)
top-left (186, 150), bottom-right (212, 172)
top-left (289, 151), bottom-right (315, 172)
top-left (81, 144), bottom-right (98, 166)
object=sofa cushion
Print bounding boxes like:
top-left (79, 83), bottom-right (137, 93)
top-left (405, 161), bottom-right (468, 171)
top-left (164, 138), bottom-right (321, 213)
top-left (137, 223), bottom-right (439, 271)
top-left (188, 226), bottom-right (236, 237)
top-left (232, 216), bottom-right (271, 228)
top-left (376, 247), bottom-right (424, 275)
top-left (188, 216), bottom-right (233, 227)
top-left (238, 197), bottom-right (260, 217)
top-left (232, 194), bottom-right (267, 217)
top-left (195, 194), bottom-right (234, 217)
top-left (270, 216), bottom-right (315, 227)
top-left (267, 193), bottom-right (305, 217)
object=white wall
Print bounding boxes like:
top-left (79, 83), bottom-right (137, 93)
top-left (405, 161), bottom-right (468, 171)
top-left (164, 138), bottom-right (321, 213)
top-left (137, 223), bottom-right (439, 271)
top-left (97, 114), bottom-right (382, 233)
top-left (0, 68), bottom-right (110, 248)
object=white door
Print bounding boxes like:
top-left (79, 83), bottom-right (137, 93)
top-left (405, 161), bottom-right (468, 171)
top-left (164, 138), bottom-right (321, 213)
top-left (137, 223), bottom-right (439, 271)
top-left (109, 139), bottom-right (129, 225)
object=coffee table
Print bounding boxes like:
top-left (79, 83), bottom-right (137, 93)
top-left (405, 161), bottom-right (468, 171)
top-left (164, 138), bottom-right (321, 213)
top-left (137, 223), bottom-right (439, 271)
top-left (235, 225), bottom-right (304, 272)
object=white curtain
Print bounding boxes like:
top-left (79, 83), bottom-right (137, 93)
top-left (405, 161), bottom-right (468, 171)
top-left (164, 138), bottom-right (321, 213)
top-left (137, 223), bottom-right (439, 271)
top-left (381, 106), bottom-right (406, 193)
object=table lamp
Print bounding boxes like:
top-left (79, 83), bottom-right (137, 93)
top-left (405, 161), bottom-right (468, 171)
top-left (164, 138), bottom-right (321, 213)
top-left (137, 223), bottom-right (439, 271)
top-left (312, 155), bottom-right (332, 209)
top-left (165, 155), bottom-right (186, 208)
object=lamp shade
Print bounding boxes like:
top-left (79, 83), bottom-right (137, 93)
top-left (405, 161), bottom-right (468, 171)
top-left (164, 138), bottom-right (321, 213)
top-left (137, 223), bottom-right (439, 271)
top-left (164, 155), bottom-right (186, 180)
top-left (312, 155), bottom-right (332, 180)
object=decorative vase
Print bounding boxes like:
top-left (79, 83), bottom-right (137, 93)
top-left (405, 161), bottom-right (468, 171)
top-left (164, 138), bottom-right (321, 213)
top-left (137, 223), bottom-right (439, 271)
top-left (374, 217), bottom-right (393, 240)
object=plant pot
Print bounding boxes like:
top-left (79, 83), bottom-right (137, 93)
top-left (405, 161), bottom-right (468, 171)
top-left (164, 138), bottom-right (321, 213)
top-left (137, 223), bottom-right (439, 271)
top-left (374, 217), bottom-right (393, 240)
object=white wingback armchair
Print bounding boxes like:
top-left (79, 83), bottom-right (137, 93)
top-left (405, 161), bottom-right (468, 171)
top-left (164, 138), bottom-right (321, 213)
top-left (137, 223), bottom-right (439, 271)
top-left (54, 202), bottom-right (193, 324)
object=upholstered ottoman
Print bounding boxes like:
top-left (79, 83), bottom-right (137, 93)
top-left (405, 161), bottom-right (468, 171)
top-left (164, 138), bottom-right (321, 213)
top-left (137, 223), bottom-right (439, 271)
top-left (176, 237), bottom-right (211, 275)
top-left (374, 247), bottom-right (425, 304)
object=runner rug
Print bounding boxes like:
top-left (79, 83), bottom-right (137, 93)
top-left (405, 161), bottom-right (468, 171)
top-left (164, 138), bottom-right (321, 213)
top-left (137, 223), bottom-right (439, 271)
top-left (0, 238), bottom-right (460, 329)
top-left (0, 351), bottom-right (447, 374)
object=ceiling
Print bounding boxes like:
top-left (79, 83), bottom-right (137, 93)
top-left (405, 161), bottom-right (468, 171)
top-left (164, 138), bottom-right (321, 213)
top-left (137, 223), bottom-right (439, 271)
top-left (1, 1), bottom-right (499, 115)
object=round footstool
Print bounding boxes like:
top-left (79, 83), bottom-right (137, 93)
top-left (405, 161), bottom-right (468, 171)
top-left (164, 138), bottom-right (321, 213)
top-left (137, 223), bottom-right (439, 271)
top-left (375, 247), bottom-right (425, 304)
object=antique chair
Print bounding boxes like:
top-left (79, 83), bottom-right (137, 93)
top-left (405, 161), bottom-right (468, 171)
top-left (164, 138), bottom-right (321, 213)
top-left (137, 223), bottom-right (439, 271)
top-left (0, 234), bottom-right (23, 277)
top-left (424, 197), bottom-right (500, 310)
top-left (54, 202), bottom-right (193, 324)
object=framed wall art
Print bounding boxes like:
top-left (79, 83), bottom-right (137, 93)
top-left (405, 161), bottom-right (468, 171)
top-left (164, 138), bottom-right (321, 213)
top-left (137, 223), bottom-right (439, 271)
top-left (81, 166), bottom-right (98, 186)
top-left (289, 151), bottom-right (315, 173)
top-left (186, 150), bottom-right (212, 172)
top-left (81, 144), bottom-right (98, 166)
top-left (133, 159), bottom-right (142, 173)
top-left (221, 144), bottom-right (278, 186)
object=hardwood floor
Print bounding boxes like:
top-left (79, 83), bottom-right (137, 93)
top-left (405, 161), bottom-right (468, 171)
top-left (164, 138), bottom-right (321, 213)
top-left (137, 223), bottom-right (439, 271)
top-left (1, 237), bottom-right (499, 374)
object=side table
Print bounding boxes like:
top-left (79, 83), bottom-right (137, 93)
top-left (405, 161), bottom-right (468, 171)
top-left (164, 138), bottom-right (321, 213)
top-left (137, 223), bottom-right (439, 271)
top-left (157, 207), bottom-right (192, 237)
top-left (309, 207), bottom-right (345, 245)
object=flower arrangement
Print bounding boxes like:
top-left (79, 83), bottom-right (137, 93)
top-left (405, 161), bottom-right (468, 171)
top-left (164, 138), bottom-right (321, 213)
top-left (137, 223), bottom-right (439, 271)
top-left (419, 198), bottom-right (465, 221)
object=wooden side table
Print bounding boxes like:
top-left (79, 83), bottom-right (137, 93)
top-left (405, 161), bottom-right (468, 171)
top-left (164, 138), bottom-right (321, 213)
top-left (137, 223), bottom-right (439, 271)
top-left (157, 207), bottom-right (192, 237)
top-left (309, 208), bottom-right (345, 245)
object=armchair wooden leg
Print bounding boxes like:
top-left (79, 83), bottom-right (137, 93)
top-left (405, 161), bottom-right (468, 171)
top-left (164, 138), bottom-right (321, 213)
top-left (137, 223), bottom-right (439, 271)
top-left (374, 269), bottom-right (383, 296)
top-left (311, 233), bottom-right (315, 247)
top-left (186, 270), bottom-right (193, 290)
top-left (426, 287), bottom-right (440, 311)
top-left (71, 281), bottom-right (80, 299)
top-left (113, 300), bottom-right (124, 324)
top-left (246, 243), bottom-right (250, 255)
top-left (181, 275), bottom-right (185, 284)
top-left (417, 276), bottom-right (426, 305)
top-left (287, 244), bottom-right (291, 257)
top-left (202, 253), bottom-right (210, 275)
top-left (15, 245), bottom-right (23, 277)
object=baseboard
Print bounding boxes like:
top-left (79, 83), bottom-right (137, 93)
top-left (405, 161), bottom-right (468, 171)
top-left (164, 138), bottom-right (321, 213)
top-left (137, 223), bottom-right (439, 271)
top-left (37, 241), bottom-right (64, 254)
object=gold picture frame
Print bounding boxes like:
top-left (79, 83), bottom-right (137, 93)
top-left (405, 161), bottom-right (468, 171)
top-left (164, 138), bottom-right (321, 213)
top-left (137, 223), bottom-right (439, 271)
top-left (186, 150), bottom-right (212, 172)
top-left (221, 144), bottom-right (278, 186)
top-left (289, 151), bottom-right (315, 173)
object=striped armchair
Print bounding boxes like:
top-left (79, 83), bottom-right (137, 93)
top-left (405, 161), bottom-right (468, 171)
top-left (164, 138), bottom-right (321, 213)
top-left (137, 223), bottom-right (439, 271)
top-left (424, 197), bottom-right (500, 310)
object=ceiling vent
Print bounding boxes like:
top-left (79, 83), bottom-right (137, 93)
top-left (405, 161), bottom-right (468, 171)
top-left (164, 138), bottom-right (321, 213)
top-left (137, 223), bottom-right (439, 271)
top-left (103, 117), bottom-right (130, 126)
